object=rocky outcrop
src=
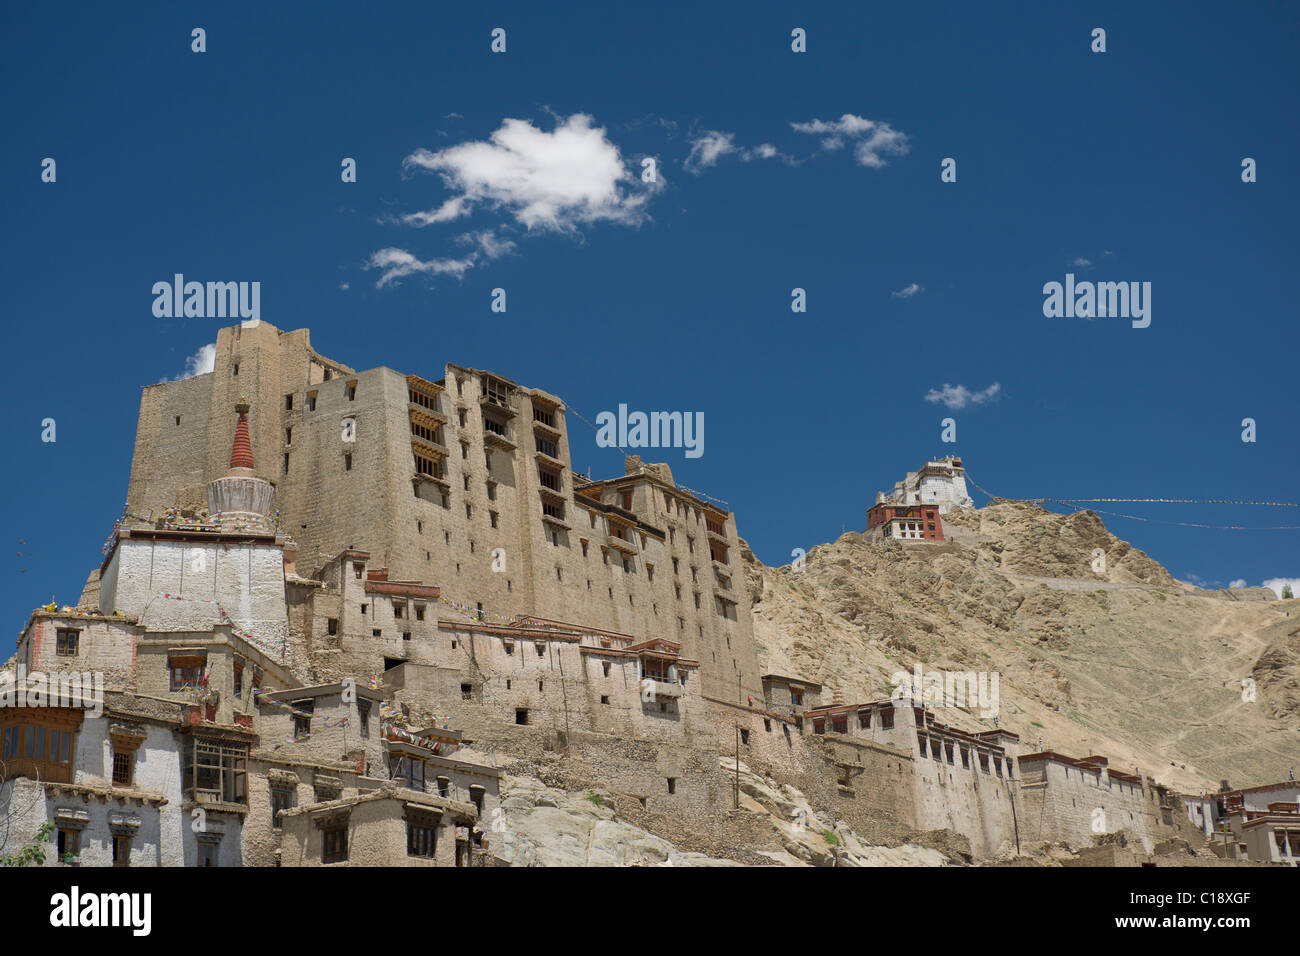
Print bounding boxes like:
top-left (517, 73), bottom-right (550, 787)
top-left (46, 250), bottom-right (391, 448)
top-left (746, 500), bottom-right (1300, 792)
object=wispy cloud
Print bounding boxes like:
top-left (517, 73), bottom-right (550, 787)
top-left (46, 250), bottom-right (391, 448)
top-left (790, 114), bottom-right (909, 168)
top-left (1229, 578), bottom-right (1247, 589)
top-left (456, 229), bottom-right (517, 260)
top-left (365, 248), bottom-right (477, 288)
top-left (683, 131), bottom-right (791, 174)
top-left (162, 343), bottom-right (216, 383)
top-left (892, 282), bottom-right (924, 299)
top-left (924, 382), bottom-right (1001, 410)
top-left (1069, 251), bottom-right (1113, 270)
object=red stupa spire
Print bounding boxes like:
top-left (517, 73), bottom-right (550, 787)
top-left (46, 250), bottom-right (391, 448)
top-left (229, 400), bottom-right (254, 471)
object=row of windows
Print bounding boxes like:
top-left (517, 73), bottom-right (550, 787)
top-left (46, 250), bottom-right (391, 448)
top-left (52, 827), bottom-right (136, 866)
top-left (1, 724), bottom-right (74, 763)
top-left (317, 817), bottom-right (439, 863)
top-left (286, 382), bottom-right (356, 412)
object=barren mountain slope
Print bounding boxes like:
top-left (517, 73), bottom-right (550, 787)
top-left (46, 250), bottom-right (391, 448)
top-left (745, 501), bottom-right (1300, 793)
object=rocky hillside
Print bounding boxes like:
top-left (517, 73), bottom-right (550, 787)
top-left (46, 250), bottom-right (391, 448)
top-left (491, 761), bottom-right (949, 867)
top-left (744, 501), bottom-right (1300, 794)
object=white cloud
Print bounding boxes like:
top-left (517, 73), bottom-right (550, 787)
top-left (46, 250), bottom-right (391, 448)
top-left (1229, 579), bottom-right (1247, 588)
top-left (162, 343), bottom-right (216, 382)
top-left (1071, 257), bottom-right (1092, 268)
top-left (790, 114), bottom-right (909, 168)
top-left (1262, 578), bottom-right (1300, 599)
top-left (892, 282), bottom-right (924, 299)
top-left (365, 248), bottom-right (477, 288)
top-left (924, 382), bottom-right (1001, 410)
top-left (684, 131), bottom-right (794, 174)
top-left (685, 131), bottom-right (738, 173)
top-left (398, 113), bottom-right (652, 233)
top-left (457, 229), bottom-right (517, 260)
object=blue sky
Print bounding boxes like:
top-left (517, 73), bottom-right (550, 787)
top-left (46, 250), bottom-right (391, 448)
top-left (3, 2), bottom-right (1298, 643)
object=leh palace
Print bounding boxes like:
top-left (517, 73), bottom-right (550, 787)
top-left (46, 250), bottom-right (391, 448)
top-left (2, 320), bottom-right (1296, 868)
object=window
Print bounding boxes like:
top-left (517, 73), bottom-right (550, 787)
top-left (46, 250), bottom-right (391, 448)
top-left (601, 661), bottom-right (611, 677)
top-left (322, 826), bottom-right (348, 864)
top-left (740, 729), bottom-right (750, 745)
top-left (197, 841), bottom-right (218, 867)
top-left (176, 415), bottom-right (182, 426)
top-left (515, 709), bottom-right (529, 725)
top-left (346, 382), bottom-right (356, 401)
top-left (357, 699), bottom-right (371, 738)
top-left (461, 684), bottom-right (473, 700)
top-left (389, 754), bottom-right (427, 792)
top-left (293, 700), bottom-right (314, 740)
top-left (600, 695), bottom-right (610, 705)
top-left (183, 738), bottom-right (248, 805)
top-left (233, 658), bottom-right (244, 698)
top-left (407, 811), bottom-right (438, 858)
top-left (271, 785), bottom-right (295, 828)
top-left (232, 363), bottom-right (238, 376)
top-left (490, 511), bottom-right (499, 528)
top-left (52, 628), bottom-right (81, 657)
top-left (880, 708), bottom-right (895, 729)
top-left (283, 452), bottom-right (290, 474)
top-left (414, 452), bottom-right (443, 479)
top-left (536, 437), bottom-right (558, 458)
top-left (666, 778), bottom-right (676, 794)
top-left (306, 392), bottom-right (317, 412)
top-left (112, 749), bottom-right (133, 786)
top-left (112, 834), bottom-right (131, 867)
top-left (57, 828), bottom-right (80, 863)
top-left (327, 618), bottom-right (339, 635)
top-left (169, 655), bottom-right (205, 692)
top-left (285, 394), bottom-right (294, 410)
top-left (344, 453), bottom-right (352, 471)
